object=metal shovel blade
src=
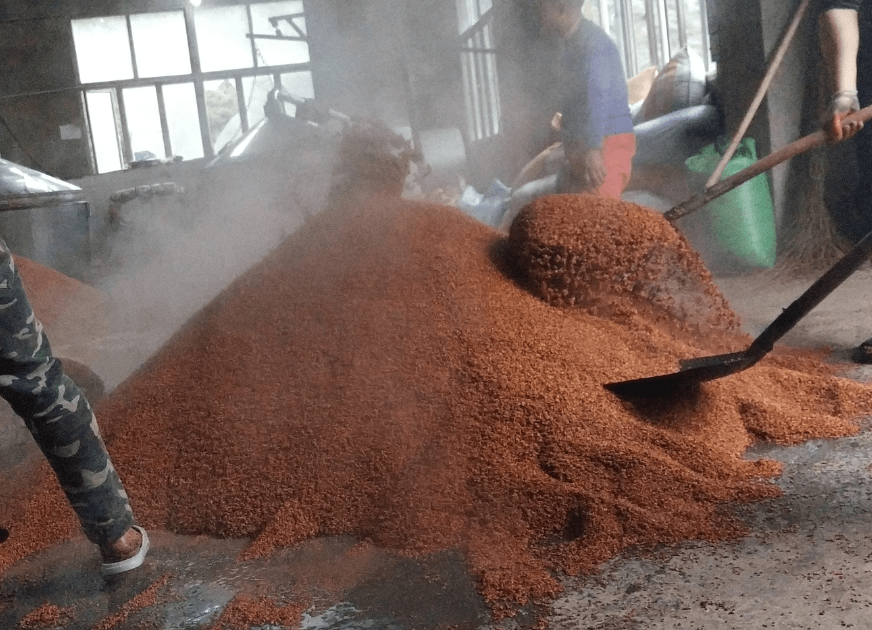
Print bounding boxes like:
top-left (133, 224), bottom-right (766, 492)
top-left (603, 350), bottom-right (763, 398)
top-left (604, 227), bottom-right (872, 399)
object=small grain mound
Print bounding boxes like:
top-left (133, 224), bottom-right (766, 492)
top-left (209, 595), bottom-right (307, 630)
top-left (89, 574), bottom-right (170, 630)
top-left (508, 194), bottom-right (741, 337)
top-left (18, 603), bottom-right (75, 629)
top-left (2, 196), bottom-right (870, 619)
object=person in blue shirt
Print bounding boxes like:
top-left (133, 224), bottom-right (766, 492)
top-left (500, 0), bottom-right (635, 228)
top-left (540, 0), bottom-right (636, 197)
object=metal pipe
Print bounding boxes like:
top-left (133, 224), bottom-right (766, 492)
top-left (698, 0), bottom-right (712, 70)
top-left (235, 76), bottom-right (249, 134)
top-left (675, 0), bottom-right (688, 49)
top-left (597, 0), bottom-right (611, 36)
top-left (645, 0), bottom-right (660, 68)
top-left (116, 87), bottom-right (133, 165)
top-left (619, 0), bottom-right (638, 76)
top-left (156, 84), bottom-right (173, 159)
top-left (184, 5), bottom-right (214, 159)
top-left (657, 0), bottom-right (671, 62)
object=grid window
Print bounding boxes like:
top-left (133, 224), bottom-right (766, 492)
top-left (163, 83), bottom-right (204, 161)
top-left (585, 0), bottom-right (713, 77)
top-left (456, 0), bottom-right (500, 142)
top-left (195, 5), bottom-right (255, 73)
top-left (249, 1), bottom-right (310, 66)
top-left (85, 91), bottom-right (124, 173)
top-left (72, 17), bottom-right (134, 83)
top-left (72, 2), bottom-right (313, 173)
top-left (123, 86), bottom-right (164, 160)
top-left (130, 11), bottom-right (192, 78)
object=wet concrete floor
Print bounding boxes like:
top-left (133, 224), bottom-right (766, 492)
top-left (0, 525), bottom-right (492, 629)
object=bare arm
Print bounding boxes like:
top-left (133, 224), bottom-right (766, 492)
top-left (819, 8), bottom-right (862, 140)
top-left (564, 141), bottom-right (606, 193)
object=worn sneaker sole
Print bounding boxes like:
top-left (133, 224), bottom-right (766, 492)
top-left (101, 526), bottom-right (149, 576)
top-left (852, 339), bottom-right (872, 365)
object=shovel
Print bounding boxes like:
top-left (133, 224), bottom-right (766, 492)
top-left (604, 227), bottom-right (872, 398)
top-left (664, 104), bottom-right (872, 223)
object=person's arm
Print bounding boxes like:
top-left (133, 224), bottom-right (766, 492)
top-left (819, 8), bottom-right (863, 141)
top-left (564, 141), bottom-right (606, 191)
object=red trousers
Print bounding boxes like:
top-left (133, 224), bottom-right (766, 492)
top-left (597, 132), bottom-right (637, 200)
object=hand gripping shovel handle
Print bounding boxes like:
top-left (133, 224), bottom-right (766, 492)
top-left (664, 104), bottom-right (872, 223)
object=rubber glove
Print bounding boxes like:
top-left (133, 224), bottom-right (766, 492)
top-left (826, 89), bottom-right (862, 141)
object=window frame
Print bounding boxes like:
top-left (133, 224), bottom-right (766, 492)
top-left (72, 2), bottom-right (312, 173)
top-left (457, 2), bottom-right (501, 143)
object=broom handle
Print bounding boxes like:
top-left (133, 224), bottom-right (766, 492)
top-left (704, 0), bottom-right (812, 189)
top-left (664, 104), bottom-right (872, 223)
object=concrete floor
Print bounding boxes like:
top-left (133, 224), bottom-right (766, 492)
top-left (4, 214), bottom-right (872, 628)
top-left (540, 265), bottom-right (872, 630)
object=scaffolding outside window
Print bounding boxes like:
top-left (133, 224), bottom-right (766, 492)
top-left (72, 1), bottom-right (312, 174)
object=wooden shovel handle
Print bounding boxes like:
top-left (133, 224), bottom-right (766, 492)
top-left (664, 104), bottom-right (872, 223)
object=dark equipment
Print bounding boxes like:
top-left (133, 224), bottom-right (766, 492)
top-left (605, 227), bottom-right (872, 398)
top-left (0, 527), bottom-right (7, 543)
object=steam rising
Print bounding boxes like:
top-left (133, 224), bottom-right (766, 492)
top-left (91, 151), bottom-right (333, 392)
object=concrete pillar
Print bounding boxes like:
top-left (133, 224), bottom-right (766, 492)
top-left (706, 0), bottom-right (814, 234)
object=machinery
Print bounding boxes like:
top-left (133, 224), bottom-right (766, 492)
top-left (0, 159), bottom-right (90, 279)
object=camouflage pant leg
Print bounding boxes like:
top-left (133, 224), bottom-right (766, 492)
top-left (0, 240), bottom-right (134, 545)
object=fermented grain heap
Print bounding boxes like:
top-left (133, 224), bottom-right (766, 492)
top-left (3, 189), bottom-right (871, 618)
top-left (508, 193), bottom-right (742, 338)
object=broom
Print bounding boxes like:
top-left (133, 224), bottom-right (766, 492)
top-left (774, 55), bottom-right (852, 275)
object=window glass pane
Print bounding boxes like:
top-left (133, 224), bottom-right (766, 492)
top-left (195, 5), bottom-right (254, 72)
top-left (214, 71), bottom-right (315, 152)
top-left (205, 79), bottom-right (241, 153)
top-left (249, 1), bottom-right (310, 66)
top-left (456, 0), bottom-right (491, 33)
top-left (72, 17), bottom-right (134, 83)
top-left (279, 70), bottom-right (314, 107)
top-left (130, 11), bottom-right (192, 78)
top-left (123, 86), bottom-right (165, 160)
top-left (163, 83), bottom-right (204, 161)
top-left (456, 0), bottom-right (473, 33)
top-left (86, 91), bottom-right (124, 173)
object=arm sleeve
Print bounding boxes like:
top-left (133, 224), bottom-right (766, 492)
top-left (820, 0), bottom-right (862, 10)
top-left (560, 35), bottom-right (631, 149)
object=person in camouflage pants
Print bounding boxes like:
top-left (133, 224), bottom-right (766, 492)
top-left (0, 237), bottom-right (148, 574)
